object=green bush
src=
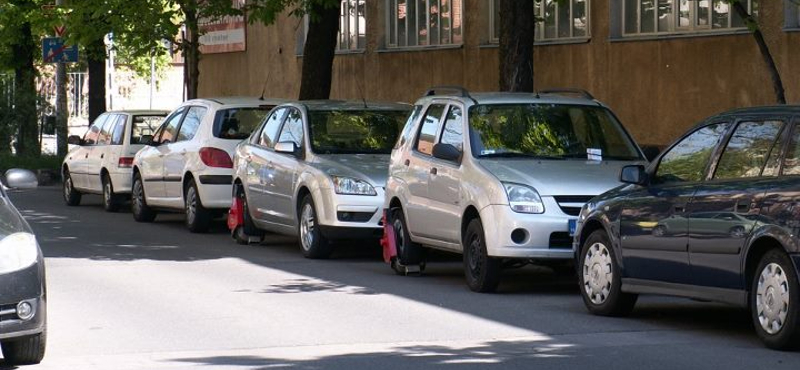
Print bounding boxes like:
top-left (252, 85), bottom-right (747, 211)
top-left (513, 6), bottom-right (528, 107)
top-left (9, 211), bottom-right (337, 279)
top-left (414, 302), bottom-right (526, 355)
top-left (0, 154), bottom-right (62, 174)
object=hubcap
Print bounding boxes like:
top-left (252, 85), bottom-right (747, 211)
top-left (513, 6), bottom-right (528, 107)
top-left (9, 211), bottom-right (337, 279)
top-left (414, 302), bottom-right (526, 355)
top-left (756, 262), bottom-right (790, 335)
top-left (583, 242), bottom-right (613, 305)
top-left (64, 176), bottom-right (72, 200)
top-left (468, 233), bottom-right (483, 274)
top-left (104, 181), bottom-right (111, 205)
top-left (393, 218), bottom-right (405, 255)
top-left (186, 187), bottom-right (197, 224)
top-left (133, 180), bottom-right (144, 213)
top-left (300, 203), bottom-right (315, 251)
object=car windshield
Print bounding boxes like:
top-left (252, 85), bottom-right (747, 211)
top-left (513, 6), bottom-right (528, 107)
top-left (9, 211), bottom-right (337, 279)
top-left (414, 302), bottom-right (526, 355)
top-left (131, 115), bottom-right (166, 144)
top-left (308, 110), bottom-right (408, 154)
top-left (468, 104), bottom-right (642, 160)
top-left (213, 107), bottom-right (273, 140)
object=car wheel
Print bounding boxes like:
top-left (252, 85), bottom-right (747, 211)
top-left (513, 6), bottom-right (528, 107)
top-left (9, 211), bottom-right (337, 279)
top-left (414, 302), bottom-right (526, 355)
top-left (730, 225), bottom-right (747, 239)
top-left (62, 169), bottom-right (81, 206)
top-left (462, 218), bottom-right (501, 293)
top-left (751, 249), bottom-right (800, 350)
top-left (579, 229), bottom-right (637, 316)
top-left (233, 185), bottom-right (264, 245)
top-left (131, 173), bottom-right (157, 222)
top-left (391, 207), bottom-right (423, 275)
top-left (0, 330), bottom-right (46, 365)
top-left (298, 194), bottom-right (333, 259)
top-left (185, 179), bottom-right (212, 233)
top-left (102, 174), bottom-right (122, 212)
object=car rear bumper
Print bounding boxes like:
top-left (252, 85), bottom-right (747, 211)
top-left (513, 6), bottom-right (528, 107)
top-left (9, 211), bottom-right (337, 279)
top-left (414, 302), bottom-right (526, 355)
top-left (109, 170), bottom-right (134, 194)
top-left (195, 168), bottom-right (234, 209)
top-left (479, 204), bottom-right (576, 260)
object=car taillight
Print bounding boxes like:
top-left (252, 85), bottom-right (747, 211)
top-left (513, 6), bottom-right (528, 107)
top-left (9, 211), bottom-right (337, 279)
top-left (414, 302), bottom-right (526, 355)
top-left (118, 157), bottom-right (134, 168)
top-left (199, 147), bottom-right (233, 168)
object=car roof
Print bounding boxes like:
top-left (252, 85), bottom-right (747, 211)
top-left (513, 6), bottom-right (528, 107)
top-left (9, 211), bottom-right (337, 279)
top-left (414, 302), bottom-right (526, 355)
top-left (186, 96), bottom-right (289, 107)
top-left (285, 100), bottom-right (412, 111)
top-left (104, 110), bottom-right (169, 115)
top-left (415, 91), bottom-right (604, 107)
top-left (713, 105), bottom-right (800, 118)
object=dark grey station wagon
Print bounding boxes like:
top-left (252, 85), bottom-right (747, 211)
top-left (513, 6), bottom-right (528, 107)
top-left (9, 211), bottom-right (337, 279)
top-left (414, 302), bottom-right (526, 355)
top-left (575, 106), bottom-right (800, 350)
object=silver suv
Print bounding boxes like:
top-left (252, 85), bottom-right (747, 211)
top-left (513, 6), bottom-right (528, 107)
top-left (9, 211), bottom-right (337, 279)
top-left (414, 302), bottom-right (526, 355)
top-left (383, 87), bottom-right (646, 292)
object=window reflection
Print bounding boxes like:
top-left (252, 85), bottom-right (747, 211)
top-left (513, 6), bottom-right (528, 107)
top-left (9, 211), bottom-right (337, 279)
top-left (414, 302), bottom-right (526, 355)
top-left (713, 121), bottom-right (783, 180)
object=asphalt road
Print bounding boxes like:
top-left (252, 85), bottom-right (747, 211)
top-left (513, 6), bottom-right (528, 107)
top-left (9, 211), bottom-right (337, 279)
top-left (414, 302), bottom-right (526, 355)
top-left (2, 186), bottom-right (800, 369)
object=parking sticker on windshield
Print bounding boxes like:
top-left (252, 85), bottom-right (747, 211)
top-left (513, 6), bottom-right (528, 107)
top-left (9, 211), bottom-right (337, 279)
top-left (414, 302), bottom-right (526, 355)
top-left (587, 148), bottom-right (602, 161)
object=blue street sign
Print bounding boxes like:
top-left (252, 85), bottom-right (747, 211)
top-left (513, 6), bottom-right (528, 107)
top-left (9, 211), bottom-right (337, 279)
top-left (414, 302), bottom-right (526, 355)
top-left (42, 37), bottom-right (78, 63)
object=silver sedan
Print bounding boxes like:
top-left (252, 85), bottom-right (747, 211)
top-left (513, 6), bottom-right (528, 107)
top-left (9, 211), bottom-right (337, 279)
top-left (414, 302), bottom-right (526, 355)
top-left (230, 101), bottom-right (411, 258)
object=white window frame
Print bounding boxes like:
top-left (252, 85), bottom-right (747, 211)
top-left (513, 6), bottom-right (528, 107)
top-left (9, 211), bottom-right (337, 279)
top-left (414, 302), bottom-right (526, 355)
top-left (338, 0), bottom-right (367, 51)
top-left (619, 0), bottom-right (756, 37)
top-left (488, 0), bottom-right (591, 44)
top-left (385, 0), bottom-right (464, 49)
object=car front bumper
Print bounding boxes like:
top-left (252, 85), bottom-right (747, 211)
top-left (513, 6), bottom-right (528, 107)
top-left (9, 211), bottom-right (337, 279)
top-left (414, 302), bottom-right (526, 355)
top-left (0, 264), bottom-right (46, 341)
top-left (479, 204), bottom-right (576, 260)
top-left (313, 187), bottom-right (384, 240)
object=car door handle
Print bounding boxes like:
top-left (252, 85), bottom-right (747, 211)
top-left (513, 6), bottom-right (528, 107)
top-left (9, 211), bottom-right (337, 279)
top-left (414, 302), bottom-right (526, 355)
top-left (404, 159), bottom-right (410, 166)
top-left (84, 154), bottom-right (88, 159)
top-left (100, 154), bottom-right (104, 159)
top-left (430, 167), bottom-right (438, 175)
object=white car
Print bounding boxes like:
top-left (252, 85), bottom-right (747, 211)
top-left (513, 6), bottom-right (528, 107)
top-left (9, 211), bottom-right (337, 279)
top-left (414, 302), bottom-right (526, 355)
top-left (131, 97), bottom-right (285, 232)
top-left (62, 110), bottom-right (168, 211)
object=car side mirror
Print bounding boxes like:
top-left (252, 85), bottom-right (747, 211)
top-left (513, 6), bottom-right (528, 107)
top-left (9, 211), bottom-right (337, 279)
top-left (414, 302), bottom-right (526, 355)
top-left (620, 165), bottom-right (647, 186)
top-left (4, 169), bottom-right (38, 190)
top-left (432, 143), bottom-right (461, 162)
top-left (67, 135), bottom-right (83, 146)
top-left (274, 141), bottom-right (299, 157)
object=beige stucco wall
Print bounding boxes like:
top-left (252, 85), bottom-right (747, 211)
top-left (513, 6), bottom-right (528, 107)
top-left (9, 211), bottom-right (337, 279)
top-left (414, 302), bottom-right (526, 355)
top-left (199, 0), bottom-right (799, 146)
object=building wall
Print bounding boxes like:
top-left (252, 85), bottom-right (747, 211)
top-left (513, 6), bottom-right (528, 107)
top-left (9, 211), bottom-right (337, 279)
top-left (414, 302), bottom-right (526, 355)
top-left (199, 0), bottom-right (799, 146)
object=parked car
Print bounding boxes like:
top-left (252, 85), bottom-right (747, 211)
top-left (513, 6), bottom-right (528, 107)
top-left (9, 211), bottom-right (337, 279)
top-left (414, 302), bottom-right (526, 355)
top-left (383, 87), bottom-right (646, 292)
top-left (62, 110), bottom-right (168, 211)
top-left (0, 169), bottom-right (46, 365)
top-left (575, 106), bottom-right (800, 349)
top-left (132, 97), bottom-right (285, 232)
top-left (230, 101), bottom-right (411, 257)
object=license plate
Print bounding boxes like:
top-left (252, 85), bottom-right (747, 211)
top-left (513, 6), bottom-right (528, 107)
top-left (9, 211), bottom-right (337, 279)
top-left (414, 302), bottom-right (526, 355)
top-left (568, 219), bottom-right (577, 236)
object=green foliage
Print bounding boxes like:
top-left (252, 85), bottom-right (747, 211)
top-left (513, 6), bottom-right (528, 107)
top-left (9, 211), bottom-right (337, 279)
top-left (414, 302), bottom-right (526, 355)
top-left (0, 154), bottom-right (62, 173)
top-left (115, 48), bottom-right (173, 80)
top-left (245, 0), bottom-right (341, 25)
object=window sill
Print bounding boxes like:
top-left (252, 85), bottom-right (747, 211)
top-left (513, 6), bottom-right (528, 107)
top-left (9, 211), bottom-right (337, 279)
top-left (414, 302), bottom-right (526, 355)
top-left (784, 27), bottom-right (800, 33)
top-left (609, 29), bottom-right (751, 43)
top-left (481, 37), bottom-right (591, 48)
top-left (377, 44), bottom-right (464, 54)
top-left (296, 49), bottom-right (367, 58)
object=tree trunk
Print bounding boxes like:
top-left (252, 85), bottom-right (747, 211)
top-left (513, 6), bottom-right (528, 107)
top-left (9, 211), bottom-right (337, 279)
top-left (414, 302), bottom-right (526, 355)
top-left (184, 3), bottom-right (200, 100)
top-left (56, 59), bottom-right (69, 156)
top-left (12, 21), bottom-right (40, 157)
top-left (498, 0), bottom-right (535, 92)
top-left (87, 36), bottom-right (107, 123)
top-left (298, 2), bottom-right (340, 100)
top-left (732, 1), bottom-right (785, 104)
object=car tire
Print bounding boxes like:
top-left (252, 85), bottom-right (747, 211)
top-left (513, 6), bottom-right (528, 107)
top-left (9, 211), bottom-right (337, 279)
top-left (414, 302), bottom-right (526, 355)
top-left (750, 249), bottom-right (800, 350)
top-left (185, 179), bottom-right (212, 233)
top-left (1, 330), bottom-right (46, 365)
top-left (62, 169), bottom-right (81, 206)
top-left (102, 173), bottom-right (122, 212)
top-left (233, 185), bottom-right (264, 245)
top-left (391, 207), bottom-right (423, 275)
top-left (579, 229), bottom-right (637, 316)
top-left (462, 218), bottom-right (501, 293)
top-left (298, 194), bottom-right (333, 259)
top-left (131, 172), bottom-right (157, 222)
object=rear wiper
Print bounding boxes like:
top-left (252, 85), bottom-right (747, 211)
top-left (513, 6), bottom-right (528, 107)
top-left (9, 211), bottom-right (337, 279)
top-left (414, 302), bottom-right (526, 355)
top-left (478, 152), bottom-right (564, 160)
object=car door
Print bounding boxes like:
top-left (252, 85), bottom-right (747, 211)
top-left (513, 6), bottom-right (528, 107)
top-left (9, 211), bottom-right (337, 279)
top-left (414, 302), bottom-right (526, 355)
top-left (140, 107), bottom-right (186, 200)
top-left (426, 104), bottom-right (464, 245)
top-left (686, 118), bottom-right (787, 289)
top-left (164, 106), bottom-right (207, 200)
top-left (405, 103), bottom-right (447, 239)
top-left (86, 114), bottom-right (117, 192)
top-left (247, 107), bottom-right (288, 224)
top-left (760, 119), bottom-right (800, 249)
top-left (267, 107), bottom-right (305, 226)
top-left (619, 122), bottom-right (730, 284)
top-left (71, 115), bottom-right (106, 190)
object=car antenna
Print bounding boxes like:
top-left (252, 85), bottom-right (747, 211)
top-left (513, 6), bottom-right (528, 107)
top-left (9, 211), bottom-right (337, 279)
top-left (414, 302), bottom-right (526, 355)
top-left (356, 75), bottom-right (367, 108)
top-left (259, 69), bottom-right (272, 101)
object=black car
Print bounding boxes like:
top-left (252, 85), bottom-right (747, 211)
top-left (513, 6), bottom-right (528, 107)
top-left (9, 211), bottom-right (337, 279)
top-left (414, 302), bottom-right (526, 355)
top-left (574, 106), bottom-right (800, 350)
top-left (0, 169), bottom-right (46, 365)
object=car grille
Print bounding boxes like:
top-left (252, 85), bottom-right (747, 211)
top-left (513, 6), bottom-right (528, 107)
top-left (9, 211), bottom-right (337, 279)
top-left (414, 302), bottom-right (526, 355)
top-left (549, 232), bottom-right (572, 249)
top-left (553, 195), bottom-right (593, 216)
top-left (0, 303), bottom-right (18, 322)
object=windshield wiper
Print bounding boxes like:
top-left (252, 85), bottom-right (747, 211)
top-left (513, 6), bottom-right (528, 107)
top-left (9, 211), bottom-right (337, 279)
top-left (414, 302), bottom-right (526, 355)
top-left (478, 152), bottom-right (564, 160)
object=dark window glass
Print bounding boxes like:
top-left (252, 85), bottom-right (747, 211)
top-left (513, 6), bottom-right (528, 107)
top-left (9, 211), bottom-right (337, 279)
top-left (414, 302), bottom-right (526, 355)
top-left (111, 115), bottom-right (128, 145)
top-left (131, 115), bottom-right (166, 145)
top-left (308, 109), bottom-right (408, 154)
top-left (781, 124), bottom-right (800, 176)
top-left (655, 122), bottom-right (730, 184)
top-left (97, 114), bottom-right (117, 145)
top-left (84, 114), bottom-right (108, 145)
top-left (415, 104), bottom-right (446, 155)
top-left (214, 106), bottom-right (273, 140)
top-left (159, 108), bottom-right (186, 144)
top-left (440, 106), bottom-right (463, 152)
top-left (258, 108), bottom-right (287, 148)
top-left (395, 105), bottom-right (423, 149)
top-left (177, 107), bottom-right (207, 142)
top-left (714, 120), bottom-right (784, 180)
top-left (277, 109), bottom-right (304, 148)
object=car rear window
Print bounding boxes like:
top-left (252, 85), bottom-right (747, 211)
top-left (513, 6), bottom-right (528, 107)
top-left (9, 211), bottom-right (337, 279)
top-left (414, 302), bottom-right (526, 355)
top-left (131, 115), bottom-right (166, 145)
top-left (213, 107), bottom-right (273, 140)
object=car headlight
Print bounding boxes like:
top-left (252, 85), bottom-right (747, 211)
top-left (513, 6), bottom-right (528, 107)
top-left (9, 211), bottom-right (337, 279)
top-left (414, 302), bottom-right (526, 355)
top-left (503, 183), bottom-right (544, 214)
top-left (0, 233), bottom-right (39, 274)
top-left (331, 176), bottom-right (377, 196)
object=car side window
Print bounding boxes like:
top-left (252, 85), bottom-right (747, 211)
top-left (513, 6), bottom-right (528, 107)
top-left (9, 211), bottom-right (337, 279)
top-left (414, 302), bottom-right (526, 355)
top-left (159, 108), bottom-right (186, 144)
top-left (177, 106), bottom-right (207, 142)
top-left (439, 105), bottom-right (464, 152)
top-left (110, 115), bottom-right (128, 145)
top-left (97, 114), bottom-right (117, 145)
top-left (781, 124), bottom-right (800, 176)
top-left (395, 105), bottom-right (423, 149)
top-left (713, 120), bottom-right (784, 180)
top-left (415, 104), bottom-right (446, 156)
top-left (83, 114), bottom-right (108, 145)
top-left (258, 108), bottom-right (287, 148)
top-left (654, 122), bottom-right (730, 184)
top-left (277, 108), bottom-right (304, 148)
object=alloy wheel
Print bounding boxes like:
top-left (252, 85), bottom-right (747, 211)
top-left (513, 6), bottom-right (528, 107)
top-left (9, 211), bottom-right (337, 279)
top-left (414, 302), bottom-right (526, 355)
top-left (583, 242), bottom-right (614, 305)
top-left (757, 262), bottom-right (790, 335)
top-left (133, 180), bottom-right (143, 213)
top-left (300, 203), bottom-right (315, 251)
top-left (63, 176), bottom-right (73, 201)
top-left (186, 186), bottom-right (197, 225)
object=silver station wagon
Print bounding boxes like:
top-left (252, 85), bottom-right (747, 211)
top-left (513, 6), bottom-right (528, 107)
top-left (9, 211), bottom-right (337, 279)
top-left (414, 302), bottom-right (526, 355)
top-left (383, 87), bottom-right (646, 292)
top-left (230, 101), bottom-right (411, 258)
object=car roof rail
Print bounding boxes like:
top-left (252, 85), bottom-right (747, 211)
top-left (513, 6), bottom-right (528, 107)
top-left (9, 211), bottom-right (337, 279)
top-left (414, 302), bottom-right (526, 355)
top-left (538, 88), bottom-right (595, 100)
top-left (423, 86), bottom-right (472, 98)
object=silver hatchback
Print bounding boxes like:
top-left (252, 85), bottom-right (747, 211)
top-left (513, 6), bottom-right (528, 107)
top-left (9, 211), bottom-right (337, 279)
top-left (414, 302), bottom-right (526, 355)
top-left (230, 101), bottom-right (411, 258)
top-left (383, 87), bottom-right (646, 292)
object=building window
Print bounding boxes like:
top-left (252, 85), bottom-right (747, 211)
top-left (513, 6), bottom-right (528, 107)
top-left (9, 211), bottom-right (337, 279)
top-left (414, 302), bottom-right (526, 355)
top-left (786, 2), bottom-right (800, 29)
top-left (387, 0), bottom-right (463, 48)
top-left (621, 0), bottom-right (755, 36)
top-left (339, 0), bottom-right (366, 51)
top-left (488, 0), bottom-right (590, 44)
